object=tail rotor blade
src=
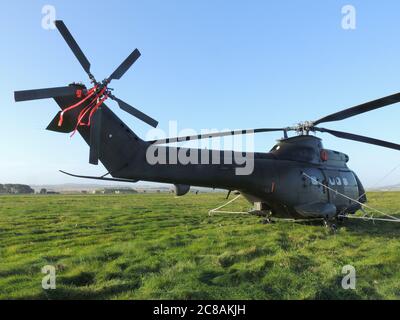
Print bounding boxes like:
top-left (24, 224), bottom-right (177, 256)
top-left (110, 95), bottom-right (158, 128)
top-left (55, 20), bottom-right (93, 79)
top-left (89, 108), bottom-right (103, 165)
top-left (108, 49), bottom-right (141, 82)
top-left (14, 86), bottom-right (76, 102)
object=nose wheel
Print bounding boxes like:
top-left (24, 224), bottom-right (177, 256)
top-left (261, 217), bottom-right (273, 224)
top-left (323, 219), bottom-right (338, 233)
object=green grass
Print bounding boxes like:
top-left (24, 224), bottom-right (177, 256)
top-left (1, 192), bottom-right (400, 300)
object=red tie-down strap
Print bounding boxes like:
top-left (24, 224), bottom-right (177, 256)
top-left (70, 87), bottom-right (108, 137)
top-left (58, 86), bottom-right (98, 127)
top-left (57, 86), bottom-right (110, 137)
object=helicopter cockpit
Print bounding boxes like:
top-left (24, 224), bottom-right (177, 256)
top-left (270, 135), bottom-right (323, 164)
top-left (270, 135), bottom-right (349, 167)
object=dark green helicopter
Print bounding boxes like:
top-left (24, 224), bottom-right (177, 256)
top-left (14, 21), bottom-right (400, 228)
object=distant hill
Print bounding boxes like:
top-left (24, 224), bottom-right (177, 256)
top-left (29, 183), bottom-right (224, 194)
top-left (0, 184), bottom-right (34, 194)
top-left (30, 183), bottom-right (169, 193)
top-left (368, 183), bottom-right (400, 192)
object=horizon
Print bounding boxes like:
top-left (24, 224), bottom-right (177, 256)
top-left (1, 180), bottom-right (399, 192)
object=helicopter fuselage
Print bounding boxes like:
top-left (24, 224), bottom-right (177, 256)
top-left (50, 91), bottom-right (366, 220)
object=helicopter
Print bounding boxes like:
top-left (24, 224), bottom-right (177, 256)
top-left (14, 20), bottom-right (400, 228)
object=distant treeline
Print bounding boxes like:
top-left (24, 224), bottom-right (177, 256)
top-left (0, 184), bottom-right (34, 194)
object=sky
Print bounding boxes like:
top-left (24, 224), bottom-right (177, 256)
top-left (1, 0), bottom-right (400, 188)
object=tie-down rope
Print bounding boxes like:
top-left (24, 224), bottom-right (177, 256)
top-left (208, 195), bottom-right (248, 216)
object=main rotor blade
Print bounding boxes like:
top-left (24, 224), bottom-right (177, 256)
top-left (110, 95), bottom-right (158, 128)
top-left (315, 127), bottom-right (400, 151)
top-left (149, 128), bottom-right (286, 145)
top-left (55, 20), bottom-right (92, 78)
top-left (108, 49), bottom-right (141, 82)
top-left (14, 86), bottom-right (76, 102)
top-left (314, 92), bottom-right (400, 125)
top-left (89, 107), bottom-right (103, 165)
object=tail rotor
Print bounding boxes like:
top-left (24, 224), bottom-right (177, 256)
top-left (14, 20), bottom-right (158, 165)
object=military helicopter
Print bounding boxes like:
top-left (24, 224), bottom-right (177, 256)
top-left (14, 21), bottom-right (400, 227)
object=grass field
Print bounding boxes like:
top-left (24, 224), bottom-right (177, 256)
top-left (1, 192), bottom-right (400, 300)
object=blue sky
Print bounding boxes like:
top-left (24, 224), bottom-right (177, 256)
top-left (1, 0), bottom-right (400, 187)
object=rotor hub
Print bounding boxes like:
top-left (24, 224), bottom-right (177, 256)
top-left (295, 121), bottom-right (315, 135)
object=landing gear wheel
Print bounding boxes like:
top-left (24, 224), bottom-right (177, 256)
top-left (336, 215), bottom-right (346, 224)
top-left (323, 220), bottom-right (338, 233)
top-left (261, 218), bottom-right (272, 224)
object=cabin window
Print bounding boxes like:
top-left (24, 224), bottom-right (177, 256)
top-left (343, 177), bottom-right (349, 186)
top-left (329, 177), bottom-right (336, 185)
top-left (335, 177), bottom-right (342, 186)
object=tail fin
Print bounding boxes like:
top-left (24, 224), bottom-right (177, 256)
top-left (47, 84), bottom-right (148, 177)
